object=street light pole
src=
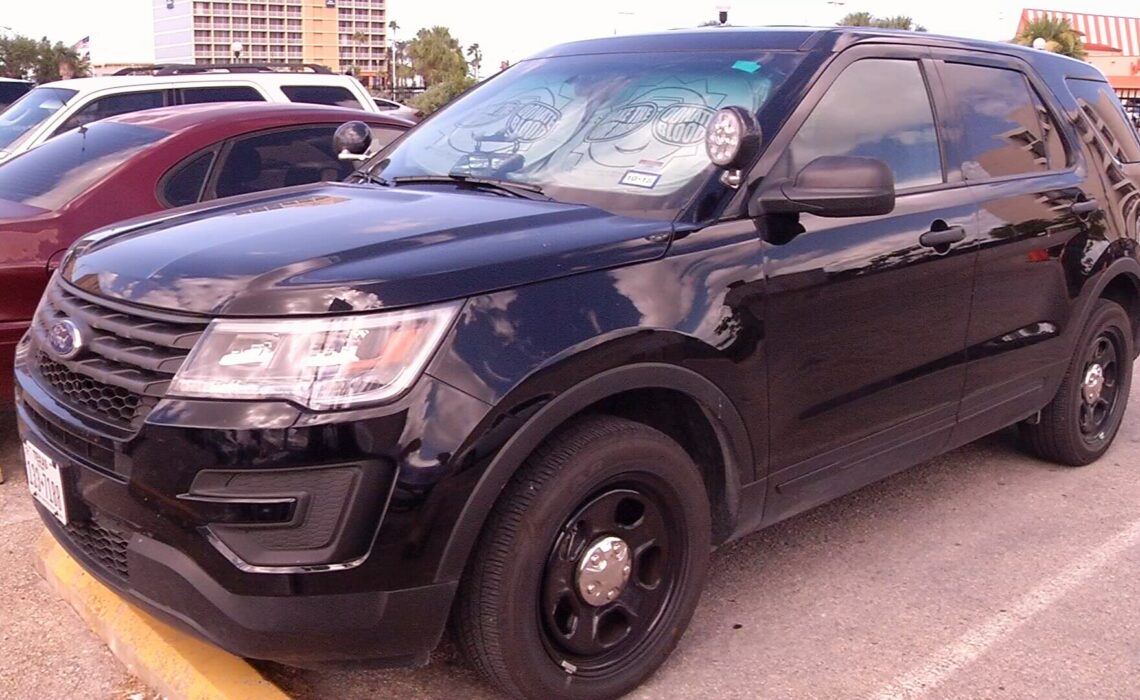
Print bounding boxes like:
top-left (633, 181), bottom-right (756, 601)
top-left (231, 41), bottom-right (243, 63)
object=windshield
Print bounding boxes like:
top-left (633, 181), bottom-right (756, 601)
top-left (0, 121), bottom-right (168, 210)
top-left (369, 50), bottom-right (803, 219)
top-left (0, 86), bottom-right (77, 150)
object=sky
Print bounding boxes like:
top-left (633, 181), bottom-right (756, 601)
top-left (3, 0), bottom-right (1140, 70)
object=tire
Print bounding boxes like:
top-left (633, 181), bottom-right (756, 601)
top-left (454, 415), bottom-right (712, 700)
top-left (1021, 299), bottom-right (1134, 466)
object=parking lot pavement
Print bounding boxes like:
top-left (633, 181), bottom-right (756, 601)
top-left (4, 393), bottom-right (1140, 699)
top-left (0, 413), bottom-right (143, 700)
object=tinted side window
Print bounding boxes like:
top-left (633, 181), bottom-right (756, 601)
top-left (780, 59), bottom-right (943, 190)
top-left (179, 86), bottom-right (265, 104)
top-left (212, 125), bottom-right (348, 199)
top-left (161, 151), bottom-right (215, 207)
top-left (1066, 78), bottom-right (1140, 163)
top-left (280, 85), bottom-right (360, 108)
top-left (55, 91), bottom-right (165, 135)
top-left (942, 63), bottom-right (1050, 179)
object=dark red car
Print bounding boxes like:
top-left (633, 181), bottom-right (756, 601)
top-left (0, 102), bottom-right (410, 402)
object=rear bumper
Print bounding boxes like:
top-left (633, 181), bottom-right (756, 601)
top-left (37, 498), bottom-right (456, 668)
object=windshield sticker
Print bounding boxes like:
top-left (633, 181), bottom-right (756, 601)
top-left (732, 60), bottom-right (762, 74)
top-left (620, 170), bottom-right (661, 189)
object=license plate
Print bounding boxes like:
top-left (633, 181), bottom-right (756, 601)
top-left (24, 441), bottom-right (68, 525)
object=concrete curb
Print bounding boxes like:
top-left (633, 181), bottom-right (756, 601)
top-left (34, 529), bottom-right (289, 700)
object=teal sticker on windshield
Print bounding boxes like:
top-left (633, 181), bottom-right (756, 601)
top-left (732, 60), bottom-right (761, 74)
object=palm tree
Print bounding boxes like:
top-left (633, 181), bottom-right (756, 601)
top-left (466, 42), bottom-right (482, 80)
top-left (1014, 16), bottom-right (1087, 59)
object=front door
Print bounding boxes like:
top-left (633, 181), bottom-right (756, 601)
top-left (759, 54), bottom-right (977, 523)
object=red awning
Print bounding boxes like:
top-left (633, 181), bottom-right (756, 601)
top-left (1021, 8), bottom-right (1140, 55)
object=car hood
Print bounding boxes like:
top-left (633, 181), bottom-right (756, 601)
top-left (62, 182), bottom-right (672, 316)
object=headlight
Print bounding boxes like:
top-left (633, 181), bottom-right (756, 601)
top-left (169, 302), bottom-right (460, 410)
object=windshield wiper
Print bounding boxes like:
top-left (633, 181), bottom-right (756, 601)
top-left (390, 174), bottom-right (549, 201)
top-left (348, 170), bottom-right (390, 186)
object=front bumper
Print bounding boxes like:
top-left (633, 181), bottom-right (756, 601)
top-left (38, 503), bottom-right (456, 667)
top-left (14, 359), bottom-right (487, 667)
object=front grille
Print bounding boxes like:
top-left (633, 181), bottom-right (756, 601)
top-left (30, 282), bottom-right (207, 429)
top-left (65, 516), bottom-right (130, 580)
top-left (38, 355), bottom-right (143, 425)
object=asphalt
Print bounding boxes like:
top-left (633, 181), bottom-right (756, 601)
top-left (2, 389), bottom-right (1140, 699)
top-left (0, 412), bottom-right (145, 700)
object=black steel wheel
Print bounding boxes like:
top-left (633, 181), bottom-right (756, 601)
top-left (1022, 299), bottom-right (1133, 465)
top-left (455, 415), bottom-right (711, 699)
top-left (539, 481), bottom-right (684, 675)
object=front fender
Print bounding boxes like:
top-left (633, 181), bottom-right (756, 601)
top-left (433, 362), bottom-right (753, 583)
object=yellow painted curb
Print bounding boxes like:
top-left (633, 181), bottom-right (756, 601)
top-left (34, 529), bottom-right (289, 700)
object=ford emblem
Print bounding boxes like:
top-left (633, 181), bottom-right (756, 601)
top-left (48, 318), bottom-right (83, 360)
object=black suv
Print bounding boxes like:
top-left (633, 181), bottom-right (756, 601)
top-left (16, 28), bottom-right (1140, 699)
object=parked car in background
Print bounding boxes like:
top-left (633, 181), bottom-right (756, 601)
top-left (373, 96), bottom-right (423, 122)
top-left (0, 78), bottom-right (32, 110)
top-left (0, 102), bottom-right (410, 403)
top-left (0, 63), bottom-right (380, 163)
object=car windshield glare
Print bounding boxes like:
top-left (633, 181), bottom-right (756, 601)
top-left (0, 86), bottom-right (77, 150)
top-left (370, 50), bottom-right (803, 219)
top-left (0, 121), bottom-right (168, 210)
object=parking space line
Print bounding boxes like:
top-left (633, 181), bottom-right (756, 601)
top-left (870, 518), bottom-right (1140, 700)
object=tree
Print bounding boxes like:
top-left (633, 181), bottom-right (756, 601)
top-left (411, 74), bottom-right (475, 114)
top-left (1014, 16), bottom-right (1087, 59)
top-left (406, 26), bottom-right (467, 87)
top-left (838, 12), bottom-right (927, 32)
top-left (0, 34), bottom-right (89, 81)
top-left (838, 11), bottom-right (875, 26)
top-left (466, 42), bottom-right (482, 80)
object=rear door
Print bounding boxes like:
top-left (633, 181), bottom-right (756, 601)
top-left (933, 54), bottom-right (1106, 444)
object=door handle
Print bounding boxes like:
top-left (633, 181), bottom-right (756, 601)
top-left (919, 225), bottom-right (966, 248)
top-left (1071, 198), bottom-right (1100, 215)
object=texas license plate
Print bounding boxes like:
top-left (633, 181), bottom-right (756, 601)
top-left (24, 441), bottom-right (68, 525)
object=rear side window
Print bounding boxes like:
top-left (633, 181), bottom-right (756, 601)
top-left (212, 125), bottom-right (350, 199)
top-left (55, 90), bottom-right (165, 135)
top-left (281, 85), bottom-right (361, 108)
top-left (942, 63), bottom-right (1056, 179)
top-left (160, 151), bottom-right (215, 207)
top-left (179, 86), bottom-right (265, 104)
top-left (779, 59), bottom-right (943, 190)
top-left (1066, 78), bottom-right (1140, 163)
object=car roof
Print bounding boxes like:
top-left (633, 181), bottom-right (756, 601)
top-left (35, 71), bottom-right (364, 92)
top-left (532, 26), bottom-right (1104, 79)
top-left (0, 77), bottom-right (31, 84)
top-left (107, 102), bottom-right (414, 132)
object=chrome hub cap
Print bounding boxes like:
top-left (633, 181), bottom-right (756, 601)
top-left (1083, 363), bottom-right (1105, 404)
top-left (576, 536), bottom-right (632, 606)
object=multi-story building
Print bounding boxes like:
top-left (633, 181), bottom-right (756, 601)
top-left (153, 0), bottom-right (388, 88)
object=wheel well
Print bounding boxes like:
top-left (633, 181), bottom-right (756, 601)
top-left (579, 388), bottom-right (734, 544)
top-left (1100, 273), bottom-right (1140, 348)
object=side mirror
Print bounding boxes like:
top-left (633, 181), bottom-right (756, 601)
top-left (757, 155), bottom-right (895, 218)
top-left (334, 121), bottom-right (372, 162)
